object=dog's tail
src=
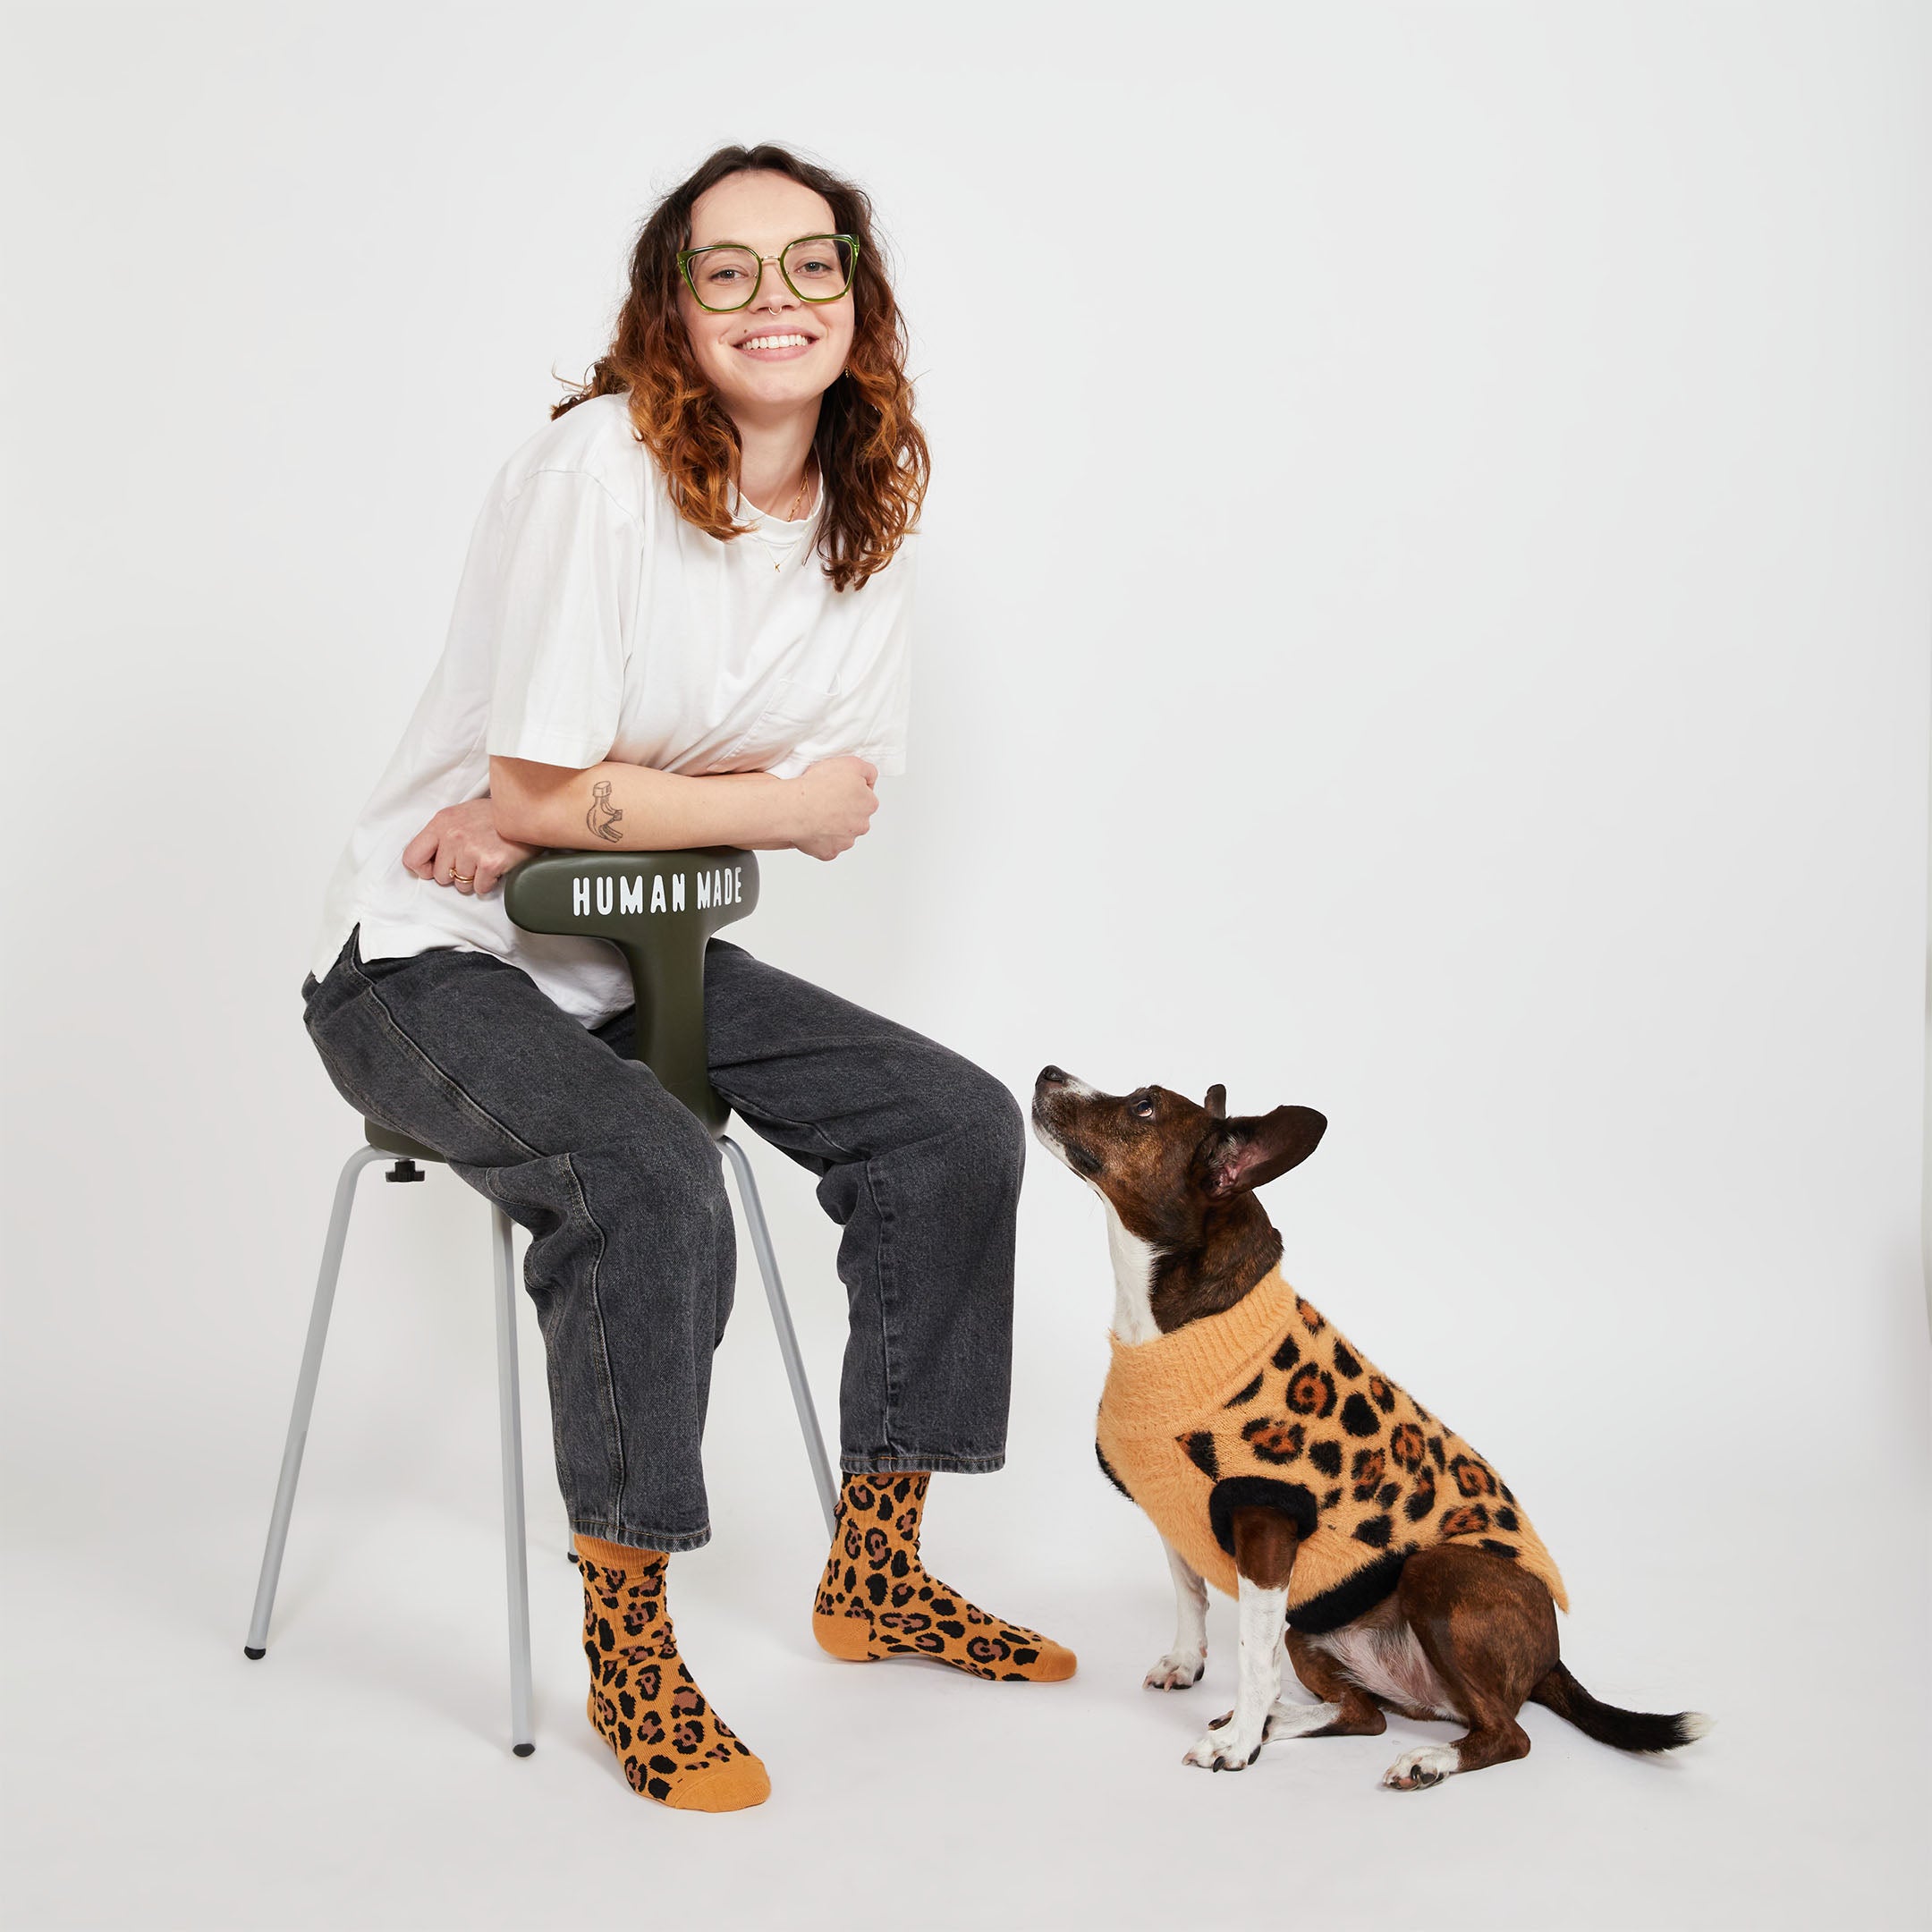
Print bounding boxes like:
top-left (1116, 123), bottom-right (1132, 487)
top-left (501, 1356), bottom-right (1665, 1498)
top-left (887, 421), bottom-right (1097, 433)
top-left (1530, 1662), bottom-right (1711, 1754)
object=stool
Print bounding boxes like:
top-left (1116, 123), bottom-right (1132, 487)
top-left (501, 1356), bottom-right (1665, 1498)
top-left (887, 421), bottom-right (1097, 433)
top-left (245, 845), bottom-right (838, 1757)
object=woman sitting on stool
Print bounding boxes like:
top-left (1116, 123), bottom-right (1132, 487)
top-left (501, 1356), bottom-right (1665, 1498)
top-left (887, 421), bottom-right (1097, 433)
top-left (299, 143), bottom-right (1072, 1814)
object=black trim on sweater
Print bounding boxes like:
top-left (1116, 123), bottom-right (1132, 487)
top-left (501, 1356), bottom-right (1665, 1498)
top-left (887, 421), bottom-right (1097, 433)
top-left (1208, 1476), bottom-right (1318, 1551)
top-left (1285, 1551), bottom-right (1411, 1632)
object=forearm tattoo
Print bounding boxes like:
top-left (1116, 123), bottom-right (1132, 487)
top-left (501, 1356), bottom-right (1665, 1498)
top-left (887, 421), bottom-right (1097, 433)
top-left (586, 777), bottom-right (623, 844)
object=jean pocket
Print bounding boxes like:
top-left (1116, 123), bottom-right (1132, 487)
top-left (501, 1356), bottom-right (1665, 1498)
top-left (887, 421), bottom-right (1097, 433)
top-left (357, 953), bottom-right (438, 986)
top-left (349, 925), bottom-right (458, 987)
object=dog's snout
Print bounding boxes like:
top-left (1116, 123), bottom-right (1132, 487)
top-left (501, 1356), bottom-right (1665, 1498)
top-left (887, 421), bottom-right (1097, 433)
top-left (1038, 1065), bottom-right (1069, 1088)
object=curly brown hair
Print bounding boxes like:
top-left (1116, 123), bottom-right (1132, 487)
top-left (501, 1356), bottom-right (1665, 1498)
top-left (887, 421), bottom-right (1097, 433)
top-left (552, 143), bottom-right (929, 594)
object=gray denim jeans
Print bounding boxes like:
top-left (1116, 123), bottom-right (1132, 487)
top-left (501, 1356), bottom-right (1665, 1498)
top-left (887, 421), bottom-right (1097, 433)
top-left (299, 925), bottom-right (1023, 1552)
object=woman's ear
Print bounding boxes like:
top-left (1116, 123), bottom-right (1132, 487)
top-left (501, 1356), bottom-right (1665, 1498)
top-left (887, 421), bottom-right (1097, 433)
top-left (1197, 1106), bottom-right (1327, 1199)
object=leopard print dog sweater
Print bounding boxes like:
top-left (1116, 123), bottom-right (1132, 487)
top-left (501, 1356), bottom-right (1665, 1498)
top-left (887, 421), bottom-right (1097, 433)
top-left (1094, 1263), bottom-right (1568, 1631)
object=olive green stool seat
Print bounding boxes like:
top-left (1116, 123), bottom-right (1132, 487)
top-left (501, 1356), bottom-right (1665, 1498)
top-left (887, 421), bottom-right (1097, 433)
top-left (360, 1118), bottom-right (444, 1163)
top-left (245, 845), bottom-right (836, 1759)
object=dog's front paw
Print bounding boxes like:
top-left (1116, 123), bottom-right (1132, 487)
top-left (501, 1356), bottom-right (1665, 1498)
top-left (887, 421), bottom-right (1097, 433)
top-left (1183, 1709), bottom-right (1268, 1771)
top-left (1382, 1744), bottom-right (1459, 1792)
top-left (1144, 1647), bottom-right (1206, 1690)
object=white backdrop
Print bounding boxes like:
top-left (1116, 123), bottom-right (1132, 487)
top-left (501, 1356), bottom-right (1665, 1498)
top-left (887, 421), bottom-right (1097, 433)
top-left (4, 5), bottom-right (1928, 1928)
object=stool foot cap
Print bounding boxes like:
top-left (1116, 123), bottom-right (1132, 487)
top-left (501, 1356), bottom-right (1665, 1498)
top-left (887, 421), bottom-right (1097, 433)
top-left (243, 1646), bottom-right (266, 1660)
top-left (513, 1741), bottom-right (535, 1758)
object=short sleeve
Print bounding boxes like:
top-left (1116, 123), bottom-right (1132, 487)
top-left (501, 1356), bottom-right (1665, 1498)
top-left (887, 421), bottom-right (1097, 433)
top-left (482, 469), bottom-right (640, 769)
top-left (851, 537), bottom-right (918, 776)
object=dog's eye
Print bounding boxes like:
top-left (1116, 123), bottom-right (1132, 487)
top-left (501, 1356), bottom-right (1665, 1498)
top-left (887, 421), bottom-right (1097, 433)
top-left (1131, 1092), bottom-right (1157, 1120)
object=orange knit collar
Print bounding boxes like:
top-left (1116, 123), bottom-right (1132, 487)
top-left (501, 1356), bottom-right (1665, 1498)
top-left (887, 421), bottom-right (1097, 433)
top-left (1102, 1265), bottom-right (1302, 1437)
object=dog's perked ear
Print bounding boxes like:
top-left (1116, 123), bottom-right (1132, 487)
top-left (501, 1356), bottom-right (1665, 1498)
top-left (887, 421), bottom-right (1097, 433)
top-left (1204, 1084), bottom-right (1227, 1119)
top-left (1195, 1106), bottom-right (1326, 1199)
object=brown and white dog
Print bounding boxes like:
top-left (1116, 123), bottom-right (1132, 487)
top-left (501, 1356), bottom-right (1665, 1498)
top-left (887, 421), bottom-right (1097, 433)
top-left (1030, 1067), bottom-right (1710, 1790)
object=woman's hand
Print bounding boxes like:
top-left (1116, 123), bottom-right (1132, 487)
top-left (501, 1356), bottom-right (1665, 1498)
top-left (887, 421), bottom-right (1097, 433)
top-left (402, 796), bottom-right (540, 896)
top-left (786, 756), bottom-right (879, 861)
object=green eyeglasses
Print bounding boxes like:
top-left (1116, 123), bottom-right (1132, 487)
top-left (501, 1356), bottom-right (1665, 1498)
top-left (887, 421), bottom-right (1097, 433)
top-left (676, 233), bottom-right (860, 312)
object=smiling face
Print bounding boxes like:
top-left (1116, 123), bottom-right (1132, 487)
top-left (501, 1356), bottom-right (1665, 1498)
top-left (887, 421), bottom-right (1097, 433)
top-left (676, 168), bottom-right (856, 428)
top-left (1030, 1065), bottom-right (1328, 1335)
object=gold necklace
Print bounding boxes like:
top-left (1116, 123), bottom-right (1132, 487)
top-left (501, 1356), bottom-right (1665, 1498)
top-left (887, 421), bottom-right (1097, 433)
top-left (743, 456), bottom-right (818, 572)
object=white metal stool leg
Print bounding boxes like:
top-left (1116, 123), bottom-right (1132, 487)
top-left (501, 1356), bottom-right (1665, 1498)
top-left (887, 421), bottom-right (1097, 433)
top-left (490, 1201), bottom-right (535, 1756)
top-left (245, 1143), bottom-right (389, 1657)
top-left (720, 1134), bottom-right (838, 1533)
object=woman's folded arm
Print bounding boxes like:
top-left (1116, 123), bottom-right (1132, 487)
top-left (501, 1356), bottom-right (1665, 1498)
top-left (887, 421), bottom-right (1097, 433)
top-left (489, 756), bottom-right (797, 852)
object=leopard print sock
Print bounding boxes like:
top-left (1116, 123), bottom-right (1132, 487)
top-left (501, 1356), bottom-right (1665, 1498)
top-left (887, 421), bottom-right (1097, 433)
top-left (572, 1534), bottom-right (770, 1811)
top-left (812, 1471), bottom-right (1076, 1681)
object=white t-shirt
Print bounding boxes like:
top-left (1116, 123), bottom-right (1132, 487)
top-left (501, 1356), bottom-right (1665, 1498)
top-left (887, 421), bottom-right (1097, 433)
top-left (308, 391), bottom-right (917, 1027)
